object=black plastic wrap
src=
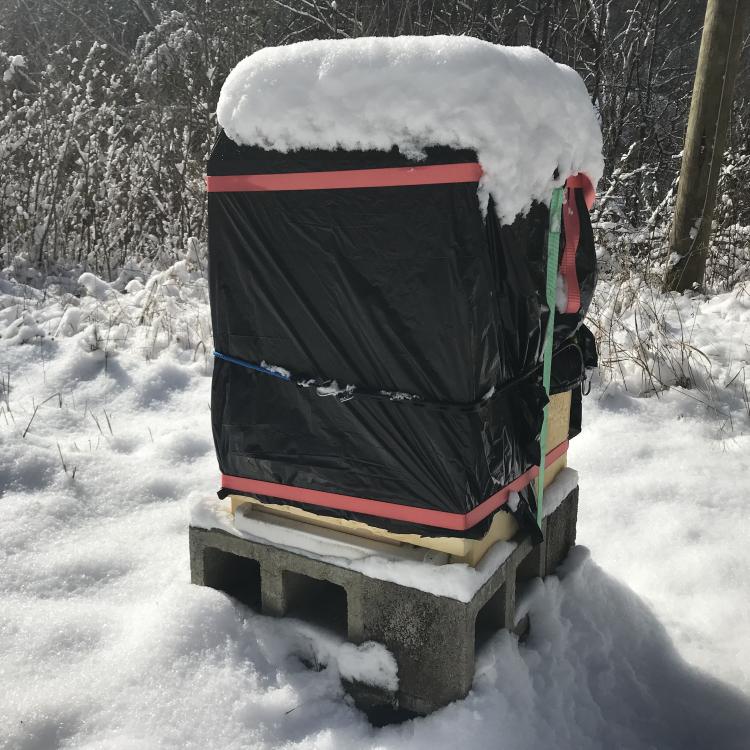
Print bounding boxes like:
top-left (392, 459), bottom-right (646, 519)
top-left (208, 132), bottom-right (595, 535)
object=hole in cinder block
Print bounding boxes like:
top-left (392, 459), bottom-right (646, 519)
top-left (283, 571), bottom-right (347, 635)
top-left (515, 543), bottom-right (544, 584)
top-left (474, 584), bottom-right (507, 652)
top-left (202, 548), bottom-right (261, 610)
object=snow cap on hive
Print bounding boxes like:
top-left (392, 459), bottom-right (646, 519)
top-left (217, 36), bottom-right (603, 223)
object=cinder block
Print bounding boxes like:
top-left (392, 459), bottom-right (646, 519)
top-left (516, 486), bottom-right (579, 583)
top-left (189, 486), bottom-right (579, 716)
top-left (544, 488), bottom-right (579, 574)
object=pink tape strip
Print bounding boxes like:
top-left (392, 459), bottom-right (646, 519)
top-left (221, 440), bottom-right (569, 531)
top-left (206, 163), bottom-right (483, 192)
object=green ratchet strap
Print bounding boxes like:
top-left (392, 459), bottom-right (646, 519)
top-left (536, 186), bottom-right (564, 526)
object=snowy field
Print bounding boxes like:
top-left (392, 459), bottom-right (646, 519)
top-left (1, 264), bottom-right (750, 749)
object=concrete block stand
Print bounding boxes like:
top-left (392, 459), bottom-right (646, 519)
top-left (189, 486), bottom-right (579, 717)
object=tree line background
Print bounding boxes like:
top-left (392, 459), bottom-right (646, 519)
top-left (1, 0), bottom-right (748, 290)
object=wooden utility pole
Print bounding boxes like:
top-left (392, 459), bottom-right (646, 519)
top-left (664, 0), bottom-right (747, 293)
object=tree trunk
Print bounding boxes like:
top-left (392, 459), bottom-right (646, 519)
top-left (664, 0), bottom-right (748, 293)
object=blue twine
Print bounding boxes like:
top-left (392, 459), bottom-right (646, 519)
top-left (213, 351), bottom-right (291, 381)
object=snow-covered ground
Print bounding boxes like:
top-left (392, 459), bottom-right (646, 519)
top-left (1, 265), bottom-right (750, 749)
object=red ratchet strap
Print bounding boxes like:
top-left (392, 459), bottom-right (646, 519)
top-left (206, 163), bottom-right (483, 192)
top-left (566, 172), bottom-right (596, 210)
top-left (560, 185), bottom-right (581, 314)
top-left (560, 173), bottom-right (596, 314)
top-left (221, 439), bottom-right (568, 531)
